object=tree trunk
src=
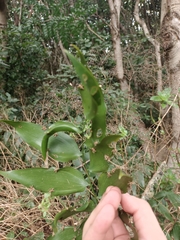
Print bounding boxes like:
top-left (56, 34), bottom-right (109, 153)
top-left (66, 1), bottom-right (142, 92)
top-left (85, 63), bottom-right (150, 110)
top-left (134, 0), bottom-right (162, 93)
top-left (0, 0), bottom-right (7, 35)
top-left (161, 0), bottom-right (180, 170)
top-left (0, 0), bottom-right (7, 53)
top-left (108, 0), bottom-right (129, 91)
top-left (108, 0), bottom-right (158, 161)
top-left (0, 0), bottom-right (7, 89)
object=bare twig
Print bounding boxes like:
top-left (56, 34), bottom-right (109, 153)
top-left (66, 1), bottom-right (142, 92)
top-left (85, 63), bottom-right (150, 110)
top-left (85, 22), bottom-right (104, 41)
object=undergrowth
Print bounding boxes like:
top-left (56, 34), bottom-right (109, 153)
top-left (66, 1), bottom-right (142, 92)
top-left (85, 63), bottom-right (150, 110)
top-left (0, 79), bottom-right (179, 239)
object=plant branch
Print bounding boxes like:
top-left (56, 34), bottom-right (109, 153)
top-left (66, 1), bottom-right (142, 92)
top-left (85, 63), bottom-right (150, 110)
top-left (85, 22), bottom-right (104, 41)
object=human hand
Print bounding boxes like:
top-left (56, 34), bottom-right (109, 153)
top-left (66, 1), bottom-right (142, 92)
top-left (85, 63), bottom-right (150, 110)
top-left (82, 186), bottom-right (167, 240)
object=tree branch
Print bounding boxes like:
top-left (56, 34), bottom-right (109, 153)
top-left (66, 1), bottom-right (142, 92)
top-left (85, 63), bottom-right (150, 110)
top-left (85, 22), bottom-right (104, 41)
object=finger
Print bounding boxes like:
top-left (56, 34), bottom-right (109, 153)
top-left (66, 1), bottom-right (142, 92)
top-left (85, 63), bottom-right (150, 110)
top-left (112, 215), bottom-right (130, 240)
top-left (83, 187), bottom-right (131, 240)
top-left (84, 186), bottom-right (121, 230)
top-left (83, 204), bottom-right (130, 240)
top-left (83, 203), bottom-right (115, 240)
top-left (121, 193), bottom-right (167, 240)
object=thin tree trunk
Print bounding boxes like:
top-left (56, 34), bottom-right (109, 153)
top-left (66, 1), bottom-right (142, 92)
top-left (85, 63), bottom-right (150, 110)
top-left (108, 0), bottom-right (129, 91)
top-left (161, 0), bottom-right (180, 170)
top-left (0, 0), bottom-right (7, 36)
top-left (12, 0), bottom-right (23, 26)
top-left (0, 0), bottom-right (7, 89)
top-left (108, 0), bottom-right (158, 161)
top-left (134, 0), bottom-right (162, 93)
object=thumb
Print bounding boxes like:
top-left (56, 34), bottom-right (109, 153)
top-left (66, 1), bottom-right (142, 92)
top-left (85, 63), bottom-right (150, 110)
top-left (121, 193), bottom-right (166, 240)
top-left (83, 203), bottom-right (116, 240)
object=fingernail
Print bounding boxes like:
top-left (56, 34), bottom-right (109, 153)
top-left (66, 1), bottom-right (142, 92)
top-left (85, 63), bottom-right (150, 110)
top-left (106, 186), bottom-right (113, 193)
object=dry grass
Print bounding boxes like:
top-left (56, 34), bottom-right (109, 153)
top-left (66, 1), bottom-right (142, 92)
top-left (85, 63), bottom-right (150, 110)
top-left (0, 179), bottom-right (51, 239)
top-left (0, 86), bottom-right (86, 239)
top-left (0, 123), bottom-right (85, 239)
top-left (0, 176), bottom-right (80, 239)
top-left (0, 125), bottom-right (72, 239)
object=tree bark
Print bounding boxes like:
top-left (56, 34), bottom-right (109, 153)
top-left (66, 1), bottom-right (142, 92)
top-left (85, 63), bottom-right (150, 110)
top-left (108, 0), bottom-right (159, 161)
top-left (161, 0), bottom-right (180, 170)
top-left (0, 0), bottom-right (7, 33)
top-left (108, 0), bottom-right (129, 91)
top-left (0, 0), bottom-right (7, 89)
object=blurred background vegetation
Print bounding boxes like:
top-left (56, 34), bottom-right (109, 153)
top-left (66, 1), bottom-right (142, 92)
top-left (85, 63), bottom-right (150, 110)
top-left (0, 0), bottom-right (179, 239)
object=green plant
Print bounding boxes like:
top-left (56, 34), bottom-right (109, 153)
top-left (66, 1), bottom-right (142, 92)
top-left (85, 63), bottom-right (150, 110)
top-left (0, 48), bottom-right (131, 239)
top-left (2, 27), bottom-right (47, 96)
top-left (0, 91), bottom-right (20, 120)
top-left (148, 169), bottom-right (180, 240)
top-left (150, 88), bottom-right (177, 109)
top-left (38, 193), bottom-right (52, 218)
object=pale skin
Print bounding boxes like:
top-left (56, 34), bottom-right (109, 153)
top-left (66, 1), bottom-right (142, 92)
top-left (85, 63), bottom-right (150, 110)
top-left (83, 186), bottom-right (167, 240)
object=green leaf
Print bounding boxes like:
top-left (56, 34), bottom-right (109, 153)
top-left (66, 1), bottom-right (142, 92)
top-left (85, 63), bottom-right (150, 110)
top-left (46, 121), bottom-right (81, 135)
top-left (47, 228), bottom-right (76, 240)
top-left (66, 51), bottom-right (99, 120)
top-left (161, 102), bottom-right (167, 109)
top-left (166, 233), bottom-right (171, 240)
top-left (1, 120), bottom-right (81, 162)
top-left (0, 167), bottom-right (88, 196)
top-left (66, 50), bottom-right (107, 144)
top-left (151, 88), bottom-right (172, 104)
top-left (1, 120), bottom-right (44, 152)
top-left (150, 96), bottom-right (161, 102)
top-left (172, 223), bottom-right (180, 240)
top-left (166, 192), bottom-right (180, 208)
top-left (26, 231), bottom-right (44, 240)
top-left (89, 135), bottom-right (121, 172)
top-left (118, 126), bottom-right (128, 139)
top-left (75, 230), bottom-right (83, 240)
top-left (3, 131), bottom-right (11, 144)
top-left (155, 191), bottom-right (180, 209)
top-left (133, 170), bottom-right (145, 188)
top-left (70, 44), bottom-right (87, 65)
top-left (42, 121), bottom-right (81, 159)
top-left (91, 103), bottom-right (106, 142)
top-left (154, 191), bottom-right (167, 200)
top-left (157, 203), bottom-right (173, 221)
top-left (89, 149), bottom-right (109, 173)
top-left (159, 88), bottom-right (171, 99)
top-left (98, 169), bottom-right (132, 196)
top-left (52, 201), bottom-right (95, 233)
top-left (48, 132), bottom-right (81, 162)
top-left (6, 231), bottom-right (15, 240)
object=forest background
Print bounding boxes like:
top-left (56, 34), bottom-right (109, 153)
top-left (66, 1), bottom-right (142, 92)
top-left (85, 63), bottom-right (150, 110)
top-left (0, 0), bottom-right (180, 239)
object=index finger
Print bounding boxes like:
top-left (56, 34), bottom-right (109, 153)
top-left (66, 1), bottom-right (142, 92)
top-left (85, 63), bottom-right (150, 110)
top-left (85, 186), bottom-right (121, 228)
